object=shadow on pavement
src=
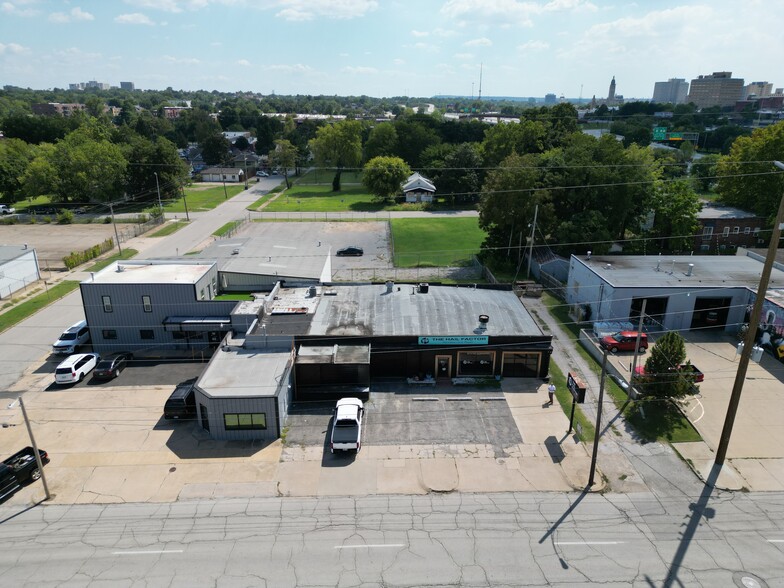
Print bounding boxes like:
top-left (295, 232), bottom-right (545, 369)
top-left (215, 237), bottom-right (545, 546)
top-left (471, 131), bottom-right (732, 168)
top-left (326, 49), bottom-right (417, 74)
top-left (162, 420), bottom-right (274, 459)
top-left (544, 435), bottom-right (565, 464)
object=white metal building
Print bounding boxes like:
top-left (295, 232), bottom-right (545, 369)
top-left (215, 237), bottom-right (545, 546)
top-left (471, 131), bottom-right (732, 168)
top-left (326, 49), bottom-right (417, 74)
top-left (0, 245), bottom-right (40, 299)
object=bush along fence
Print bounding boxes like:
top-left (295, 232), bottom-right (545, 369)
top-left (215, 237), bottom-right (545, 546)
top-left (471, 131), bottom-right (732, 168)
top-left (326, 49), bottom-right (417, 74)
top-left (63, 238), bottom-right (114, 270)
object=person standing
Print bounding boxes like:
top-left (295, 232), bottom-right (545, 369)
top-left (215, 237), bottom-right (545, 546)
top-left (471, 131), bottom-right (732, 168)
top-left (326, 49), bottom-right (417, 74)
top-left (547, 383), bottom-right (556, 406)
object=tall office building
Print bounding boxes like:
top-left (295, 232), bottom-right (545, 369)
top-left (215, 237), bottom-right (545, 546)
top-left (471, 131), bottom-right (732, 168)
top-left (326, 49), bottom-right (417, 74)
top-left (687, 72), bottom-right (744, 108)
top-left (608, 76), bottom-right (616, 102)
top-left (743, 81), bottom-right (773, 99)
top-left (652, 78), bottom-right (689, 104)
top-left (120, 81), bottom-right (135, 91)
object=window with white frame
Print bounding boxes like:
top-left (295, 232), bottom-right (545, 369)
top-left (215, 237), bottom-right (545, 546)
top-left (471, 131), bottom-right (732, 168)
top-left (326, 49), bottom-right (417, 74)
top-left (102, 295), bottom-right (112, 313)
top-left (722, 227), bottom-right (730, 237)
top-left (702, 226), bottom-right (713, 241)
top-left (142, 295), bottom-right (152, 312)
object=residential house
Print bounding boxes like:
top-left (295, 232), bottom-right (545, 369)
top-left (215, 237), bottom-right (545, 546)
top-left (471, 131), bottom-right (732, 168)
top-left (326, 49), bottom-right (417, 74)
top-left (201, 167), bottom-right (244, 183)
top-left (402, 172), bottom-right (436, 203)
top-left (696, 203), bottom-right (765, 252)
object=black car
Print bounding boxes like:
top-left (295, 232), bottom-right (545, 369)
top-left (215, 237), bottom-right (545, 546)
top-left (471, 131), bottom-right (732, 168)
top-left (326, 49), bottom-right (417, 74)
top-left (336, 246), bottom-right (364, 257)
top-left (93, 352), bottom-right (132, 380)
top-left (164, 379), bottom-right (197, 420)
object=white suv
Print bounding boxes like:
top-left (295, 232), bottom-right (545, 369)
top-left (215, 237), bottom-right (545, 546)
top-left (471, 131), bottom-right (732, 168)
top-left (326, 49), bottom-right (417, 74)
top-left (54, 353), bottom-right (100, 385)
top-left (52, 320), bottom-right (90, 355)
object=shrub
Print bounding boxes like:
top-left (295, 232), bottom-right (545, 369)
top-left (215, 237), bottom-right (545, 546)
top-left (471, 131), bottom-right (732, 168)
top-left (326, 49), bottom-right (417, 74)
top-left (104, 216), bottom-right (112, 224)
top-left (63, 237), bottom-right (115, 270)
top-left (56, 209), bottom-right (74, 224)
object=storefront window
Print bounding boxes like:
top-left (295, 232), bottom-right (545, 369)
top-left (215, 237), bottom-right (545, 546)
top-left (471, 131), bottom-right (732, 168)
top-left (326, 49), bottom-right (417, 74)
top-left (457, 351), bottom-right (495, 376)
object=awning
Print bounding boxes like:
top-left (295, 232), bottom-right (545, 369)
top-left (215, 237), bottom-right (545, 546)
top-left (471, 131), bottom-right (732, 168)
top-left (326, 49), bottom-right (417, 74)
top-left (163, 316), bottom-right (232, 332)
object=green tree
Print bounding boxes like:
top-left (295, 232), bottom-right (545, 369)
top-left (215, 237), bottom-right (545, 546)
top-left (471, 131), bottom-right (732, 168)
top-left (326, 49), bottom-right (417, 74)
top-left (645, 179), bottom-right (701, 253)
top-left (309, 120), bottom-right (362, 191)
top-left (201, 133), bottom-right (230, 166)
top-left (0, 138), bottom-right (35, 201)
top-left (268, 139), bottom-right (298, 189)
top-left (691, 154), bottom-right (720, 192)
top-left (364, 123), bottom-right (399, 161)
top-left (393, 118), bottom-right (441, 168)
top-left (122, 133), bottom-right (188, 205)
top-left (637, 331), bottom-right (695, 400)
top-left (362, 156), bottom-right (411, 201)
top-left (716, 122), bottom-right (784, 221)
top-left (481, 119), bottom-right (547, 167)
top-left (438, 143), bottom-right (483, 205)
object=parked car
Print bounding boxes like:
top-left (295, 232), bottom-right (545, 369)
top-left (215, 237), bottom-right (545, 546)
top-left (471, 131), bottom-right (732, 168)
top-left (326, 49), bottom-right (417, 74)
top-left (600, 331), bottom-right (648, 353)
top-left (336, 246), bottom-right (364, 257)
top-left (330, 398), bottom-right (364, 454)
top-left (93, 352), bottom-right (133, 380)
top-left (256, 171), bottom-right (269, 177)
top-left (52, 320), bottom-right (90, 355)
top-left (164, 379), bottom-right (197, 420)
top-left (0, 205), bottom-right (15, 215)
top-left (31, 206), bottom-right (56, 215)
top-left (705, 311), bottom-right (720, 326)
top-left (54, 353), bottom-right (100, 385)
top-left (0, 447), bottom-right (48, 502)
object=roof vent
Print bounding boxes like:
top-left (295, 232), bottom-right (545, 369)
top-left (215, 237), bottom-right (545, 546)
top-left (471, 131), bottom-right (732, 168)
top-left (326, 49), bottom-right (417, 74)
top-left (479, 314), bottom-right (489, 324)
top-left (418, 282), bottom-right (429, 294)
top-left (385, 280), bottom-right (395, 293)
top-left (116, 264), bottom-right (125, 272)
top-left (604, 263), bottom-right (612, 270)
top-left (686, 263), bottom-right (694, 277)
top-left (308, 285), bottom-right (318, 297)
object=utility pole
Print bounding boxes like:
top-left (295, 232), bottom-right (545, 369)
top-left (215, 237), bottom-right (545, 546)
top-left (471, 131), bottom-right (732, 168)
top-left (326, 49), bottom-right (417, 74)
top-left (180, 182), bottom-right (190, 221)
top-left (18, 397), bottom-right (51, 501)
top-left (629, 299), bottom-right (648, 399)
top-left (108, 202), bottom-right (122, 255)
top-left (153, 171), bottom-right (163, 216)
top-left (526, 204), bottom-right (538, 279)
top-left (715, 161), bottom-right (784, 466)
top-left (588, 349), bottom-right (609, 487)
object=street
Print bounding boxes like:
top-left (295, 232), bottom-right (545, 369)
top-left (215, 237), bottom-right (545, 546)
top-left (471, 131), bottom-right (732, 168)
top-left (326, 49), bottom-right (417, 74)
top-left (0, 489), bottom-right (780, 586)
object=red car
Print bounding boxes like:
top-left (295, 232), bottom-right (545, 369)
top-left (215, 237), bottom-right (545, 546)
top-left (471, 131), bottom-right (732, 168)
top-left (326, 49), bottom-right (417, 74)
top-left (600, 331), bottom-right (648, 353)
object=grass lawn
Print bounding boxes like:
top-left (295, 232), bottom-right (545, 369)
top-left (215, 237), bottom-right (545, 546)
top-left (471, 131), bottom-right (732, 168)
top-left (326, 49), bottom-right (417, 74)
top-left (213, 221), bottom-right (243, 237)
top-left (296, 169), bottom-right (363, 185)
top-left (149, 221), bottom-right (188, 237)
top-left (247, 185), bottom-right (285, 211)
top-left (549, 361), bottom-right (595, 443)
top-left (166, 184), bottom-right (244, 213)
top-left (214, 293), bottom-right (255, 301)
top-left (0, 281), bottom-right (80, 333)
top-left (540, 291), bottom-right (701, 444)
top-left (390, 218), bottom-right (486, 267)
top-left (263, 184), bottom-right (385, 213)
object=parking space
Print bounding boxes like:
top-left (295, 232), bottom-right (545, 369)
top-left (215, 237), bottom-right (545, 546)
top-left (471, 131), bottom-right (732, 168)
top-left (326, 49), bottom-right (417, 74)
top-left (284, 386), bottom-right (523, 452)
top-left (41, 357), bottom-right (207, 390)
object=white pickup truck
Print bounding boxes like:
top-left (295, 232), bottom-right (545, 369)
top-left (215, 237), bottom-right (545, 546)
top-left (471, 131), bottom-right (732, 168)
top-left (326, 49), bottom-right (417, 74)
top-left (330, 398), bottom-right (364, 454)
top-left (0, 205), bottom-right (16, 215)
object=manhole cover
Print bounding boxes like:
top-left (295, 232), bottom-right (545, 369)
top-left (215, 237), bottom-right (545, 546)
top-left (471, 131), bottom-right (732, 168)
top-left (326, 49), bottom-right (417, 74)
top-left (733, 571), bottom-right (768, 588)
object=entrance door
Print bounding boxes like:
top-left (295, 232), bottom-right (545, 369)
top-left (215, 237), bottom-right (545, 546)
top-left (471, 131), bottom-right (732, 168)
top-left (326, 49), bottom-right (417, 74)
top-left (435, 355), bottom-right (452, 380)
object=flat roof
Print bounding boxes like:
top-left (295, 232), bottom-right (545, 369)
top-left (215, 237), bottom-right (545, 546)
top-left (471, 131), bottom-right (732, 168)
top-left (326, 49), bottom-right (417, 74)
top-left (198, 222), bottom-right (330, 281)
top-left (0, 245), bottom-right (32, 263)
top-left (86, 260), bottom-right (213, 285)
top-left (573, 254), bottom-right (784, 291)
top-left (303, 284), bottom-right (542, 337)
top-left (197, 347), bottom-right (291, 398)
top-left (697, 203), bottom-right (759, 220)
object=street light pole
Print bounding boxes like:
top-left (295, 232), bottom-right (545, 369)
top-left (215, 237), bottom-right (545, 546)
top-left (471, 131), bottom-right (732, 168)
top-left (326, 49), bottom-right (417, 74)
top-left (153, 172), bottom-right (163, 216)
top-left (17, 397), bottom-right (51, 501)
top-left (715, 160), bottom-right (784, 467)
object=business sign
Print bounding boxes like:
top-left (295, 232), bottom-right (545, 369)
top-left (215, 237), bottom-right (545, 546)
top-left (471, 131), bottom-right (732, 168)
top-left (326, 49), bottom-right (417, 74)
top-left (567, 371), bottom-right (587, 403)
top-left (418, 336), bottom-right (488, 345)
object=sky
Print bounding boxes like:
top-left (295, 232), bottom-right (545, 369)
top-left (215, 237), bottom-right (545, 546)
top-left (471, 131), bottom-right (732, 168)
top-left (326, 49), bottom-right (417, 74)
top-left (1, 0), bottom-right (783, 100)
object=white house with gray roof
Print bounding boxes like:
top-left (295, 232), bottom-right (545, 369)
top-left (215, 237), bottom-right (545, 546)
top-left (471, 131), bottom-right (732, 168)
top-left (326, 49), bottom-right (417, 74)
top-left (402, 172), bottom-right (436, 203)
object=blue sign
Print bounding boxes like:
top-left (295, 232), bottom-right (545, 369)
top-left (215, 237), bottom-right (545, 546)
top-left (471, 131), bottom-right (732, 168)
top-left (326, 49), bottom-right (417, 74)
top-left (418, 336), bottom-right (488, 345)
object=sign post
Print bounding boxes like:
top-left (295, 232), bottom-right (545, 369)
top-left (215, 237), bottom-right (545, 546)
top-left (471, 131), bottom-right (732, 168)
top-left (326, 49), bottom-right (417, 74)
top-left (566, 371), bottom-right (587, 434)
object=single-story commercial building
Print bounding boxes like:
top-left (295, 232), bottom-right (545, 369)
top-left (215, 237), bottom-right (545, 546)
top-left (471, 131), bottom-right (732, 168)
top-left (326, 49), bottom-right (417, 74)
top-left (201, 167), bottom-right (245, 183)
top-left (0, 245), bottom-right (40, 299)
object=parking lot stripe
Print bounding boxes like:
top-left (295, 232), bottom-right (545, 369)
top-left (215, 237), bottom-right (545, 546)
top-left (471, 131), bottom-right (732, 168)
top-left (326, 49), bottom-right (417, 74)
top-left (445, 397), bottom-right (472, 401)
top-left (112, 550), bottom-right (184, 555)
top-left (334, 544), bottom-right (406, 549)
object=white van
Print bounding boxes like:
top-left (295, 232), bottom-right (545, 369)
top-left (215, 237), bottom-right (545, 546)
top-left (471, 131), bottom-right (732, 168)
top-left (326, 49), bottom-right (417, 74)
top-left (54, 353), bottom-right (100, 385)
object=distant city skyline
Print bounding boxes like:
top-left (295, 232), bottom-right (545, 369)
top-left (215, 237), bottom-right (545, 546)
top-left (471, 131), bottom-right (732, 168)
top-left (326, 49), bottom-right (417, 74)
top-left (1, 1), bottom-right (782, 99)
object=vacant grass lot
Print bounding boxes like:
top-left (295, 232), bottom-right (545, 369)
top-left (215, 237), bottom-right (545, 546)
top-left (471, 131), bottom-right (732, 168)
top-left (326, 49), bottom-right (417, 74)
top-left (296, 169), bottom-right (363, 185)
top-left (0, 281), bottom-right (80, 333)
top-left (263, 184), bottom-right (385, 213)
top-left (149, 221), bottom-right (189, 237)
top-left (391, 218), bottom-right (486, 267)
top-left (166, 184), bottom-right (244, 213)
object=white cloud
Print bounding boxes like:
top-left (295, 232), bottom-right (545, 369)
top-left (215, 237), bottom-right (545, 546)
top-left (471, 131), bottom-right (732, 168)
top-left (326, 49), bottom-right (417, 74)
top-left (265, 63), bottom-right (313, 73)
top-left (464, 37), bottom-right (491, 47)
top-left (124, 0), bottom-right (183, 13)
top-left (441, 0), bottom-right (596, 26)
top-left (114, 12), bottom-right (155, 25)
top-left (2, 2), bottom-right (39, 17)
top-left (339, 52), bottom-right (349, 57)
top-left (454, 52), bottom-right (473, 60)
top-left (275, 0), bottom-right (378, 21)
top-left (49, 6), bottom-right (94, 23)
top-left (342, 66), bottom-right (378, 74)
top-left (162, 55), bottom-right (200, 64)
top-left (0, 42), bottom-right (26, 55)
top-left (392, 58), bottom-right (405, 65)
top-left (517, 40), bottom-right (549, 52)
top-left (411, 30), bottom-right (429, 37)
top-left (237, 59), bottom-right (251, 66)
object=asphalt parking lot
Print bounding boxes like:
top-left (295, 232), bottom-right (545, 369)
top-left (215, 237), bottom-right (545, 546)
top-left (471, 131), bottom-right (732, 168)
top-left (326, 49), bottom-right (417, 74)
top-left (41, 357), bottom-right (207, 390)
top-left (285, 386), bottom-right (523, 454)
